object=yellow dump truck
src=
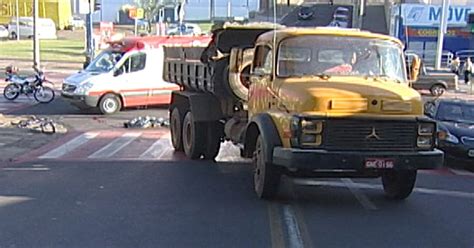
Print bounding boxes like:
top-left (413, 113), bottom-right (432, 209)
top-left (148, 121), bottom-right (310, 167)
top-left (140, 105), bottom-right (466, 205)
top-left (0, 0), bottom-right (72, 30)
top-left (163, 25), bottom-right (444, 200)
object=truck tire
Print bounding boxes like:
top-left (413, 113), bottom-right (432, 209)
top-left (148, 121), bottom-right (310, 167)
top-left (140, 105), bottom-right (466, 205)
top-left (382, 170), bottom-right (417, 200)
top-left (99, 94), bottom-right (121, 115)
top-left (182, 111), bottom-right (205, 159)
top-left (253, 135), bottom-right (280, 199)
top-left (430, 84), bottom-right (446, 96)
top-left (170, 107), bottom-right (184, 152)
top-left (202, 121), bottom-right (221, 160)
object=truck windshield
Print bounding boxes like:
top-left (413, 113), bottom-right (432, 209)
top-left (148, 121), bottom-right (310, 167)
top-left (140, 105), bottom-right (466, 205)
top-left (277, 35), bottom-right (406, 82)
top-left (85, 51), bottom-right (124, 73)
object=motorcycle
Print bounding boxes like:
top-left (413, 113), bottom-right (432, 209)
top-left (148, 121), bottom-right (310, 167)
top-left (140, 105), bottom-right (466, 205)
top-left (3, 66), bottom-right (55, 103)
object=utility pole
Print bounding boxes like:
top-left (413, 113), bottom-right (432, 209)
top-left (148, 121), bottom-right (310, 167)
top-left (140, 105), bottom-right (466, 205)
top-left (358, 0), bottom-right (365, 29)
top-left (33, 0), bottom-right (40, 68)
top-left (435, 0), bottom-right (449, 70)
top-left (86, 0), bottom-right (94, 64)
top-left (15, 0), bottom-right (19, 41)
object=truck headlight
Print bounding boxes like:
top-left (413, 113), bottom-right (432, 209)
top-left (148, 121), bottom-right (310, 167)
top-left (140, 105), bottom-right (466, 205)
top-left (290, 116), bottom-right (324, 147)
top-left (417, 136), bottom-right (432, 147)
top-left (418, 123), bottom-right (435, 135)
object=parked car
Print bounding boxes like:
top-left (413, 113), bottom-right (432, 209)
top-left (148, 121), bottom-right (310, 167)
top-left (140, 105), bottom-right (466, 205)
top-left (68, 16), bottom-right (85, 30)
top-left (411, 65), bottom-right (458, 96)
top-left (0, 25), bottom-right (9, 40)
top-left (425, 99), bottom-right (474, 167)
top-left (328, 7), bottom-right (350, 28)
top-left (166, 23), bottom-right (202, 36)
top-left (8, 17), bottom-right (57, 39)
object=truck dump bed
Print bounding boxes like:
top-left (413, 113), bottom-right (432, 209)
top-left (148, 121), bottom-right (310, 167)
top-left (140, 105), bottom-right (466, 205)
top-left (163, 24), bottom-right (278, 101)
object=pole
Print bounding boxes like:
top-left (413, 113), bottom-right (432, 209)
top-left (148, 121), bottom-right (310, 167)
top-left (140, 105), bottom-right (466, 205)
top-left (134, 18), bottom-right (138, 36)
top-left (359, 0), bottom-right (365, 29)
top-left (33, 0), bottom-right (40, 68)
top-left (87, 0), bottom-right (94, 58)
top-left (227, 0), bottom-right (231, 20)
top-left (435, 0), bottom-right (449, 70)
top-left (15, 0), bottom-right (19, 41)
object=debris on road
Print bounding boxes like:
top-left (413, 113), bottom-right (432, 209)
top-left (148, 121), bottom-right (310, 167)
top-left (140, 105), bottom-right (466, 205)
top-left (124, 116), bottom-right (169, 128)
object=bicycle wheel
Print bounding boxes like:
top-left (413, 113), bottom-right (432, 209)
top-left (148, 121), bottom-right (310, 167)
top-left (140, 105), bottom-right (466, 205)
top-left (34, 86), bottom-right (55, 103)
top-left (3, 83), bottom-right (20, 100)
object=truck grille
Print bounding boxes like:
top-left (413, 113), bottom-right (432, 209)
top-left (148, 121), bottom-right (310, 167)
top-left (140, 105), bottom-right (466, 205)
top-left (62, 84), bottom-right (76, 93)
top-left (323, 119), bottom-right (417, 151)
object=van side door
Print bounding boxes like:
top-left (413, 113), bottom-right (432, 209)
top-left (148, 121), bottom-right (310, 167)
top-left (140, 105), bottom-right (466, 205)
top-left (114, 51), bottom-right (149, 107)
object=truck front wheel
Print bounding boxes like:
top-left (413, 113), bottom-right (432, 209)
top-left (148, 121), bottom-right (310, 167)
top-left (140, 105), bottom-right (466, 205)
top-left (170, 107), bottom-right (184, 151)
top-left (182, 111), bottom-right (204, 159)
top-left (253, 135), bottom-right (280, 199)
top-left (382, 170), bottom-right (417, 200)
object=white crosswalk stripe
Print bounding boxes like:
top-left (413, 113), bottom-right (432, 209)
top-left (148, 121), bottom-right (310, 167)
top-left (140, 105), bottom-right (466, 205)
top-left (138, 134), bottom-right (173, 160)
top-left (39, 132), bottom-right (99, 159)
top-left (33, 130), bottom-right (246, 162)
top-left (88, 132), bottom-right (142, 159)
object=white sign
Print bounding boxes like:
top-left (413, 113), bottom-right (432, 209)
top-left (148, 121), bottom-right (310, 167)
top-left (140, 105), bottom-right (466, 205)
top-left (79, 0), bottom-right (90, 14)
top-left (400, 3), bottom-right (473, 27)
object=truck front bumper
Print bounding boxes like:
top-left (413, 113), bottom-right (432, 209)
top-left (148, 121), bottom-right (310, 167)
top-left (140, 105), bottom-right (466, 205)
top-left (273, 148), bottom-right (444, 170)
top-left (61, 93), bottom-right (99, 109)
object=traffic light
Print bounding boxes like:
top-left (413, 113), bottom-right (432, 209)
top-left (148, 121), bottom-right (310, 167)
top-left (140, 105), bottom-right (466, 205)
top-left (94, 0), bottom-right (101, 11)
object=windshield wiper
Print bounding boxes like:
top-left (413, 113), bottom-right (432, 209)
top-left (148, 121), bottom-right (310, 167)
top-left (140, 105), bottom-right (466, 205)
top-left (368, 75), bottom-right (402, 84)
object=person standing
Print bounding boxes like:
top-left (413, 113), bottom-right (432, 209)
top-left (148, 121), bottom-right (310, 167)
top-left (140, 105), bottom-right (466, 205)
top-left (451, 56), bottom-right (460, 75)
top-left (464, 57), bottom-right (472, 84)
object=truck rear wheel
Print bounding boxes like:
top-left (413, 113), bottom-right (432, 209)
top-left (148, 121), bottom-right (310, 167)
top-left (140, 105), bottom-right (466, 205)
top-left (170, 107), bottom-right (184, 152)
top-left (182, 111), bottom-right (204, 159)
top-left (202, 121), bottom-right (221, 160)
top-left (253, 135), bottom-right (280, 199)
top-left (382, 170), bottom-right (417, 200)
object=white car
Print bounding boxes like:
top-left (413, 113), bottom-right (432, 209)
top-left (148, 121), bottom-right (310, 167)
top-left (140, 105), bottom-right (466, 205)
top-left (8, 17), bottom-right (57, 39)
top-left (166, 23), bottom-right (202, 36)
top-left (328, 7), bottom-right (351, 28)
top-left (68, 16), bottom-right (85, 30)
top-left (0, 26), bottom-right (9, 40)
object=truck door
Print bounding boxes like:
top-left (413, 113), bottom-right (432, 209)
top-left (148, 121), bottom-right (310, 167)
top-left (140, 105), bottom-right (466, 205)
top-left (248, 45), bottom-right (274, 117)
top-left (114, 52), bottom-right (150, 107)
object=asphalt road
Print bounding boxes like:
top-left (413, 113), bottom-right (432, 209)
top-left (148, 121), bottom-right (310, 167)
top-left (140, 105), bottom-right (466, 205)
top-left (0, 98), bottom-right (473, 248)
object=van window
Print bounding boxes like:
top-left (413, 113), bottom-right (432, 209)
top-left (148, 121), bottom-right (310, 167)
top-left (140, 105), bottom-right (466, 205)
top-left (118, 53), bottom-right (147, 74)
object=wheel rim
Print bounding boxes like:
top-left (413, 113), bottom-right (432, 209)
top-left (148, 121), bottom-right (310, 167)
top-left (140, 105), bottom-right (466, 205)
top-left (182, 114), bottom-right (193, 152)
top-left (103, 98), bottom-right (117, 113)
top-left (4, 85), bottom-right (19, 99)
top-left (433, 87), bottom-right (444, 96)
top-left (35, 87), bottom-right (54, 102)
top-left (253, 138), bottom-right (264, 194)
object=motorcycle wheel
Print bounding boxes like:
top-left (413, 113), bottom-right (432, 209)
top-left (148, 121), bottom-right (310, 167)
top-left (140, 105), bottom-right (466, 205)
top-left (34, 86), bottom-right (55, 103)
top-left (3, 83), bottom-right (20, 100)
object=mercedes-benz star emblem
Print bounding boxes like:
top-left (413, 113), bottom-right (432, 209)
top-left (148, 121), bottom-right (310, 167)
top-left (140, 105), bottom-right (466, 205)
top-left (365, 127), bottom-right (381, 140)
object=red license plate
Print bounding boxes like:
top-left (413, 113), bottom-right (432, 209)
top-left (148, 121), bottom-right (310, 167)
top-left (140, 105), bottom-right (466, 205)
top-left (365, 158), bottom-right (394, 169)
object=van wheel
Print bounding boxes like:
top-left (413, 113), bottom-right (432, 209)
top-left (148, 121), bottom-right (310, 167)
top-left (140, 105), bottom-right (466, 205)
top-left (253, 135), bottom-right (280, 199)
top-left (430, 84), bottom-right (446, 96)
top-left (202, 121), bottom-right (221, 160)
top-left (382, 170), bottom-right (417, 200)
top-left (170, 107), bottom-right (184, 152)
top-left (10, 32), bottom-right (17, 40)
top-left (182, 111), bottom-right (204, 159)
top-left (99, 94), bottom-right (121, 115)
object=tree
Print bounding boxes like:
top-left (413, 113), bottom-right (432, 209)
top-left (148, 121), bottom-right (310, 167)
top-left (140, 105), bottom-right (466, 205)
top-left (135, 0), bottom-right (161, 33)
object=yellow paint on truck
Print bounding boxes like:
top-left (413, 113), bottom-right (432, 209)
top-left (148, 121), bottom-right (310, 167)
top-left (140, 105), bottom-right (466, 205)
top-left (0, 0), bottom-right (72, 30)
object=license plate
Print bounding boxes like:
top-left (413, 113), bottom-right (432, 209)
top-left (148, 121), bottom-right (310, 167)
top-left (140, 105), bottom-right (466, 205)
top-left (468, 150), bottom-right (474, 157)
top-left (365, 158), bottom-right (394, 169)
